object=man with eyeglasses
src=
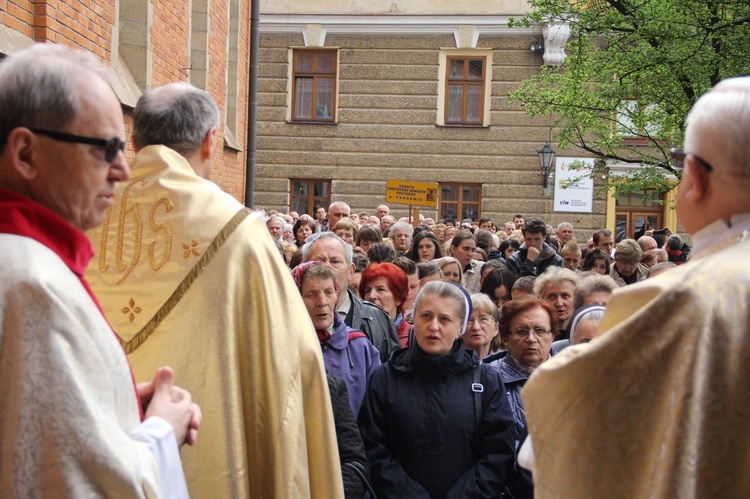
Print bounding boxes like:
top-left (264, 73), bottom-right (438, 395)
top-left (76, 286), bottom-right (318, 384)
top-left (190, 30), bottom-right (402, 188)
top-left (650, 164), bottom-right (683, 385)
top-left (0, 44), bottom-right (201, 497)
top-left (522, 77), bottom-right (750, 498)
top-left (85, 82), bottom-right (343, 499)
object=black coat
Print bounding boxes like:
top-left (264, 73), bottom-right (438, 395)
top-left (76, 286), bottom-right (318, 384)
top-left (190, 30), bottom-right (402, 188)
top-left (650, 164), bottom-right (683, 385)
top-left (327, 374), bottom-right (370, 499)
top-left (344, 289), bottom-right (400, 364)
top-left (357, 340), bottom-right (515, 498)
top-left (507, 242), bottom-right (564, 278)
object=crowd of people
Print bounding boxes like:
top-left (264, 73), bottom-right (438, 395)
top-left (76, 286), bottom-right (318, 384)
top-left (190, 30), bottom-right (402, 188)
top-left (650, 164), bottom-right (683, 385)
top-left (2, 42), bottom-right (749, 499)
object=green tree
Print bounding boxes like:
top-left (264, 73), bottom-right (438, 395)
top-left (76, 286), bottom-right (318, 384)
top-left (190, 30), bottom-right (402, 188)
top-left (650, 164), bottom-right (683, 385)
top-left (510, 0), bottom-right (750, 196)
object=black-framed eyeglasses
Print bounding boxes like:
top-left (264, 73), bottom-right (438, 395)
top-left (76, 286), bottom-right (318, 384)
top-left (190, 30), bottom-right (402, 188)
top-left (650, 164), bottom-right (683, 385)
top-left (30, 128), bottom-right (125, 163)
top-left (670, 147), bottom-right (714, 173)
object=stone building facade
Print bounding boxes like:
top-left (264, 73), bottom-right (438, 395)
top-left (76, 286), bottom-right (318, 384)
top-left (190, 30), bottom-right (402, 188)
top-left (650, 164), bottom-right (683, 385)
top-left (0, 0), bottom-right (250, 201)
top-left (255, 1), bottom-right (679, 240)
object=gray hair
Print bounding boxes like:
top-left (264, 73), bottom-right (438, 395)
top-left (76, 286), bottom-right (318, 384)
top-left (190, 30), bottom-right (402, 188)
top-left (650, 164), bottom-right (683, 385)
top-left (574, 274), bottom-right (618, 309)
top-left (301, 231), bottom-right (353, 266)
top-left (534, 266), bottom-right (581, 297)
top-left (389, 221), bottom-right (413, 236)
top-left (0, 44), bottom-right (112, 151)
top-left (133, 82), bottom-right (220, 155)
top-left (686, 77), bottom-right (750, 177)
top-left (266, 215), bottom-right (286, 229)
top-left (557, 222), bottom-right (574, 231)
top-left (414, 280), bottom-right (469, 329)
top-left (470, 293), bottom-right (500, 322)
top-left (328, 200), bottom-right (351, 214)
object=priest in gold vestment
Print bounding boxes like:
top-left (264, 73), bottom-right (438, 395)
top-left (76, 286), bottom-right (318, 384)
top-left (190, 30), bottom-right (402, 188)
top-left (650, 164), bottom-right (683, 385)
top-left (522, 78), bottom-right (750, 498)
top-left (86, 83), bottom-right (344, 498)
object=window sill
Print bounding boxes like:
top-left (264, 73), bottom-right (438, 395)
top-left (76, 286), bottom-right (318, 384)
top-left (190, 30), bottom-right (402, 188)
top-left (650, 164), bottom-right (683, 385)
top-left (287, 120), bottom-right (338, 125)
top-left (437, 124), bottom-right (490, 129)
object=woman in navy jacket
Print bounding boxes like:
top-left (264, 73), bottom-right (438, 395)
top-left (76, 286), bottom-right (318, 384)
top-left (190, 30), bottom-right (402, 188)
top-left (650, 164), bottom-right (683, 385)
top-left (357, 281), bottom-right (515, 498)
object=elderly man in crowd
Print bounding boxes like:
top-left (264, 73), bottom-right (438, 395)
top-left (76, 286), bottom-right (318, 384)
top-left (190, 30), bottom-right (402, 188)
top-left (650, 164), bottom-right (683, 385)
top-left (303, 232), bottom-right (400, 363)
top-left (86, 82), bottom-right (342, 498)
top-left (556, 222), bottom-right (575, 246)
top-left (610, 238), bottom-right (649, 286)
top-left (389, 221), bottom-right (414, 254)
top-left (327, 200), bottom-right (351, 229)
top-left (376, 204), bottom-right (390, 219)
top-left (266, 215), bottom-right (285, 242)
top-left (380, 214), bottom-right (395, 235)
top-left (0, 44), bottom-right (201, 497)
top-left (523, 77), bottom-right (750, 497)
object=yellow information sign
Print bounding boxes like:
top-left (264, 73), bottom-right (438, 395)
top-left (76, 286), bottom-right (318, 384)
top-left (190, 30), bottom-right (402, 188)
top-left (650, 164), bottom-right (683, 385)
top-left (385, 180), bottom-right (439, 208)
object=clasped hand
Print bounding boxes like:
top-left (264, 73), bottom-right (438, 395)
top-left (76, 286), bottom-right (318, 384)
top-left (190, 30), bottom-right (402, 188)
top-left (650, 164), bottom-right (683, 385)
top-left (137, 366), bottom-right (202, 447)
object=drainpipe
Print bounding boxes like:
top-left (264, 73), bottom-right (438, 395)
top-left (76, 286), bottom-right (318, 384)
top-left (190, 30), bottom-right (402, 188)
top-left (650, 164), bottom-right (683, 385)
top-left (244, 0), bottom-right (260, 207)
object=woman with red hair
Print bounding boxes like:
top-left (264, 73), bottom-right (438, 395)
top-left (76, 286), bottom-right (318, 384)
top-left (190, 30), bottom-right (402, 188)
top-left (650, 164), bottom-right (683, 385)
top-left (360, 262), bottom-right (410, 349)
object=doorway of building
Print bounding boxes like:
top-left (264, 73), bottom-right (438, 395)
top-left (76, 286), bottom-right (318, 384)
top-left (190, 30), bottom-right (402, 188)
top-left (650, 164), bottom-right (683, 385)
top-left (615, 190), bottom-right (664, 241)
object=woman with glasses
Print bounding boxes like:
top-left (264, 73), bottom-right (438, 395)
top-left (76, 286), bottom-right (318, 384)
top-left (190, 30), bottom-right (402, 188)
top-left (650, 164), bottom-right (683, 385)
top-left (358, 281), bottom-right (515, 497)
top-left (462, 294), bottom-right (500, 359)
top-left (484, 297), bottom-right (558, 443)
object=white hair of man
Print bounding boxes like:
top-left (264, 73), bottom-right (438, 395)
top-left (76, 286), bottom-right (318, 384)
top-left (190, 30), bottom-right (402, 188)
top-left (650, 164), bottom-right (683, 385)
top-left (389, 221), bottom-right (414, 236)
top-left (301, 231), bottom-right (354, 266)
top-left (266, 215), bottom-right (286, 229)
top-left (685, 77), bottom-right (750, 178)
top-left (328, 200), bottom-right (351, 214)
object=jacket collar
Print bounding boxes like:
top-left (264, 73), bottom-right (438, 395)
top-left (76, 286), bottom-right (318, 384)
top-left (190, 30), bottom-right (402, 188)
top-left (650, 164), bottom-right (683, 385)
top-left (391, 339), bottom-right (476, 375)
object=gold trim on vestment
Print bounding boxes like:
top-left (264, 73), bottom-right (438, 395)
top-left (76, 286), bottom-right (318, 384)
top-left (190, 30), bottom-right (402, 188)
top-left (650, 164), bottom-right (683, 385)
top-left (117, 207), bottom-right (252, 353)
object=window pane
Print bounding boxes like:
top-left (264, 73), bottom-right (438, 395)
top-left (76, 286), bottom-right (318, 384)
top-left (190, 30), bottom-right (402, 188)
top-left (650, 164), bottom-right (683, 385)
top-left (465, 85), bottom-right (483, 123)
top-left (294, 78), bottom-right (313, 120)
top-left (293, 198), bottom-right (310, 216)
top-left (463, 185), bottom-right (480, 202)
top-left (313, 182), bottom-right (330, 197)
top-left (316, 52), bottom-right (335, 73)
top-left (615, 214), bottom-right (627, 242)
top-left (293, 181), bottom-right (309, 196)
top-left (461, 204), bottom-right (479, 221)
top-left (442, 184), bottom-right (458, 201)
top-left (468, 60), bottom-right (483, 80)
top-left (296, 51), bottom-right (314, 72)
top-left (316, 78), bottom-right (334, 120)
top-left (449, 59), bottom-right (464, 79)
top-left (447, 85), bottom-right (464, 122)
top-left (647, 215), bottom-right (660, 231)
top-left (441, 204), bottom-right (458, 220)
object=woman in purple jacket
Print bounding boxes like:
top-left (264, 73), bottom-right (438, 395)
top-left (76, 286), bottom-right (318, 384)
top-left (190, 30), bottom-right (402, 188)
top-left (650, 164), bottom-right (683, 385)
top-left (292, 261), bottom-right (381, 417)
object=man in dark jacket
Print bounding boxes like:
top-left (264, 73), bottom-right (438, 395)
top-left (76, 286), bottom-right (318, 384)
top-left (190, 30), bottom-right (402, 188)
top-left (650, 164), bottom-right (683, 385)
top-left (303, 232), bottom-right (400, 363)
top-left (507, 218), bottom-right (564, 277)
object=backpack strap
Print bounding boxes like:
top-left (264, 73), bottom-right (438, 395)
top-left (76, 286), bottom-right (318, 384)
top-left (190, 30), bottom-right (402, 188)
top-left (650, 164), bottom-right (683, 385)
top-left (347, 331), bottom-right (367, 344)
top-left (472, 361), bottom-right (484, 462)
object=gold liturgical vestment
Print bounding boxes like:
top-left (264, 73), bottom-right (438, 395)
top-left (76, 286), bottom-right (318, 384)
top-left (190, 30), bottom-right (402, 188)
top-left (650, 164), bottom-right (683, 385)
top-left (86, 146), bottom-right (344, 499)
top-left (522, 232), bottom-right (750, 498)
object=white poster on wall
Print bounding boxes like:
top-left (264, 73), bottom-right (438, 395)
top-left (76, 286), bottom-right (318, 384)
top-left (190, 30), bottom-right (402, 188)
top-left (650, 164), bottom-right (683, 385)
top-left (554, 157), bottom-right (595, 213)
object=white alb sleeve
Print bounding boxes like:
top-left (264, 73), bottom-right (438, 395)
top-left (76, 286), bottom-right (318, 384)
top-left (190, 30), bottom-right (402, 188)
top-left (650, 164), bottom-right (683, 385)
top-left (130, 416), bottom-right (189, 499)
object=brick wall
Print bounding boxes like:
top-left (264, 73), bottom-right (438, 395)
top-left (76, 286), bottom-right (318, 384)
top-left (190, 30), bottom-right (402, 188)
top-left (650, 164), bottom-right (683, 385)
top-left (1, 0), bottom-right (250, 203)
